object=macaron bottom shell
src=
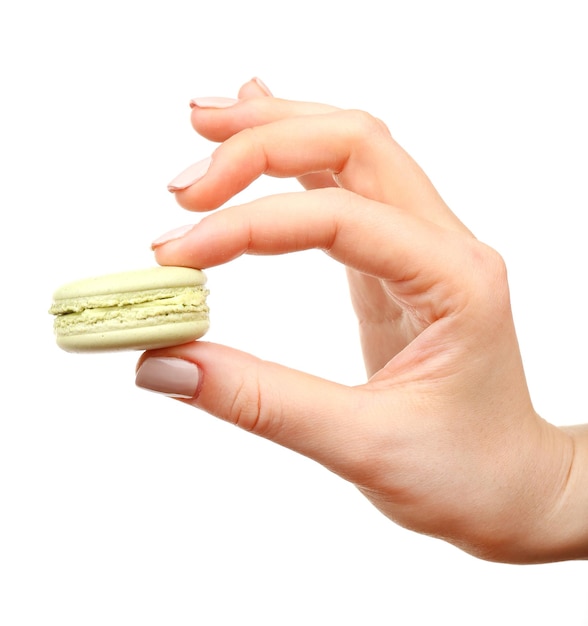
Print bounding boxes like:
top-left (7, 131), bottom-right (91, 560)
top-left (55, 318), bottom-right (210, 352)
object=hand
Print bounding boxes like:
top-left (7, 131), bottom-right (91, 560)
top-left (136, 79), bottom-right (588, 563)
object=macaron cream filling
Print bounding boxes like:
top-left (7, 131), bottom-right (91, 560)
top-left (51, 286), bottom-right (209, 336)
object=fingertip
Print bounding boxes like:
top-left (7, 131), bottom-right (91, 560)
top-left (151, 224), bottom-right (196, 250)
top-left (135, 355), bottom-right (201, 399)
top-left (253, 77), bottom-right (273, 96)
top-left (135, 343), bottom-right (214, 398)
top-left (150, 210), bottom-right (244, 269)
top-left (189, 97), bottom-right (238, 109)
top-left (167, 156), bottom-right (212, 193)
top-left (238, 77), bottom-right (273, 100)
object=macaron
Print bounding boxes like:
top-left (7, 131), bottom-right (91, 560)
top-left (50, 266), bottom-right (209, 352)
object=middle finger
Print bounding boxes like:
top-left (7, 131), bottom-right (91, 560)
top-left (170, 108), bottom-right (469, 233)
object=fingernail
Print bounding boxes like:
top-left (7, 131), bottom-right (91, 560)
top-left (190, 97), bottom-right (238, 109)
top-left (167, 156), bottom-right (212, 192)
top-left (136, 357), bottom-right (200, 399)
top-left (151, 224), bottom-right (195, 249)
top-left (253, 77), bottom-right (273, 96)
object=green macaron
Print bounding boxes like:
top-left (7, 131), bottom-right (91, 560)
top-left (50, 266), bottom-right (209, 352)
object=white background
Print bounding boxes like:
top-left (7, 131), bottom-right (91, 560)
top-left (1, 1), bottom-right (587, 624)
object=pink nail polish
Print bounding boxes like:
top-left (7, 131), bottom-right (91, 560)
top-left (136, 357), bottom-right (200, 399)
top-left (151, 224), bottom-right (195, 249)
top-left (253, 77), bottom-right (273, 96)
top-left (190, 97), bottom-right (238, 109)
top-left (167, 156), bottom-right (212, 192)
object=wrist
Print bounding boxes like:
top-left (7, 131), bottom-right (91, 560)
top-left (468, 419), bottom-right (586, 564)
top-left (549, 424), bottom-right (588, 561)
top-left (513, 422), bottom-right (588, 563)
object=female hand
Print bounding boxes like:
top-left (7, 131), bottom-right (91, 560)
top-left (136, 79), bottom-right (588, 564)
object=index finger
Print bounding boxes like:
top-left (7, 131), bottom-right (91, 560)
top-left (153, 188), bottom-right (489, 321)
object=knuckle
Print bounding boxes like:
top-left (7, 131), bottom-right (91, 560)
top-left (339, 108), bottom-right (392, 139)
top-left (464, 239), bottom-right (511, 308)
top-left (477, 241), bottom-right (508, 284)
top-left (227, 376), bottom-right (261, 432)
top-left (227, 126), bottom-right (267, 166)
top-left (226, 370), bottom-right (277, 438)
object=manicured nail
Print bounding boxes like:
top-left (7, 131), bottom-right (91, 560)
top-left (151, 224), bottom-right (195, 249)
top-left (167, 156), bottom-right (212, 192)
top-left (136, 357), bottom-right (200, 399)
top-left (253, 77), bottom-right (273, 96)
top-left (190, 97), bottom-right (238, 109)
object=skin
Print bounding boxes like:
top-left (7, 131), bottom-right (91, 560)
top-left (137, 79), bottom-right (588, 564)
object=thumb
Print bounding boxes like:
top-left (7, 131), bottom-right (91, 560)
top-left (135, 341), bottom-right (365, 473)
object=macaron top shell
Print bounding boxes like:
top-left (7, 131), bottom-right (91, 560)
top-left (51, 266), bottom-right (206, 302)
